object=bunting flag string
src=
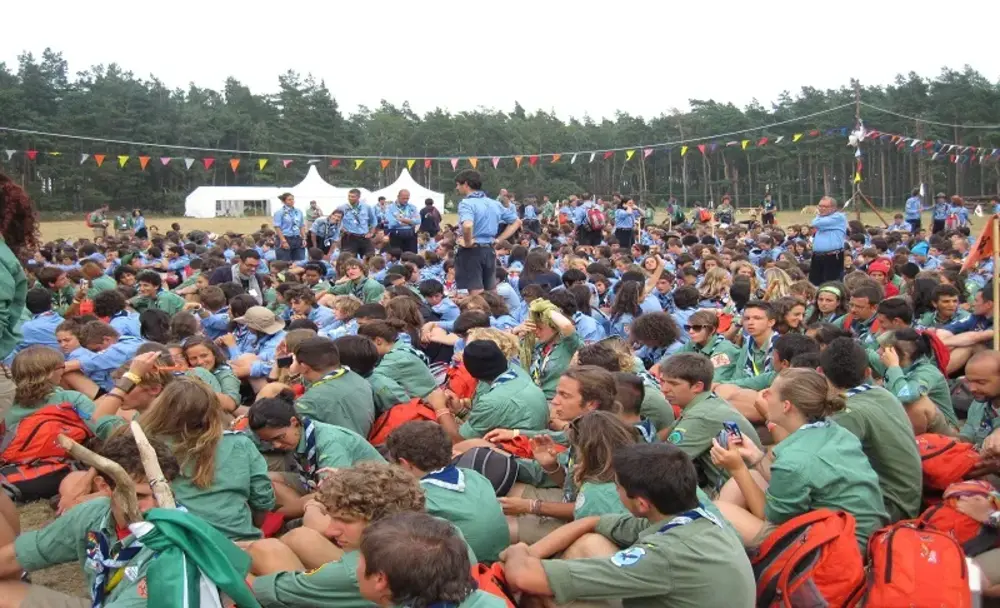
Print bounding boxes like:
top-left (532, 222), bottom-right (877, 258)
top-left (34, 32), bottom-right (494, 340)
top-left (866, 128), bottom-right (1000, 165)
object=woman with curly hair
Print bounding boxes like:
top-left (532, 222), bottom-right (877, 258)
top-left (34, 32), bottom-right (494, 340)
top-left (805, 281), bottom-right (849, 326)
top-left (0, 172), bottom-right (38, 417)
top-left (607, 280), bottom-right (644, 338)
top-left (771, 296), bottom-right (807, 335)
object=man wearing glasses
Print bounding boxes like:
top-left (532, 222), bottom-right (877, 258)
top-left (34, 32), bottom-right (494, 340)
top-left (809, 196), bottom-right (848, 285)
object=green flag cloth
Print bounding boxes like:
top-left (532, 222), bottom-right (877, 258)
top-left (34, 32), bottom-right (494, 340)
top-left (130, 508), bottom-right (261, 608)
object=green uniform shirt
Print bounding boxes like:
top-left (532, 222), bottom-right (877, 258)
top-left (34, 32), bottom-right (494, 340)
top-left (213, 365), bottom-right (243, 405)
top-left (627, 364), bottom-right (675, 432)
top-left (114, 215), bottom-right (132, 231)
top-left (729, 370), bottom-right (776, 392)
top-left (86, 274), bottom-right (119, 299)
top-left (541, 202), bottom-right (555, 219)
top-left (960, 399), bottom-right (999, 448)
top-left (917, 308), bottom-right (970, 328)
top-left (300, 420), bottom-right (385, 470)
top-left (683, 335), bottom-right (741, 384)
top-left (574, 481), bottom-right (628, 519)
top-left (170, 432), bottom-right (276, 541)
top-left (665, 392), bottom-right (762, 495)
top-left (329, 277), bottom-right (385, 304)
top-left (532, 332), bottom-right (583, 400)
top-left (460, 366), bottom-right (549, 439)
top-left (187, 366), bottom-right (222, 393)
top-left (832, 385), bottom-right (922, 521)
top-left (376, 341), bottom-right (437, 400)
top-left (253, 550), bottom-right (375, 608)
top-left (130, 290), bottom-right (185, 315)
top-left (296, 369), bottom-right (376, 437)
top-left (6, 387), bottom-right (97, 427)
top-left (765, 421), bottom-right (889, 553)
top-left (726, 332), bottom-right (776, 384)
top-left (541, 511), bottom-right (755, 608)
top-left (15, 497), bottom-right (153, 607)
top-left (172, 271), bottom-right (201, 293)
top-left (422, 467), bottom-right (509, 563)
top-left (50, 284), bottom-right (76, 316)
top-left (365, 371), bottom-right (411, 416)
top-left (309, 281), bottom-right (332, 296)
top-left (884, 357), bottom-right (958, 428)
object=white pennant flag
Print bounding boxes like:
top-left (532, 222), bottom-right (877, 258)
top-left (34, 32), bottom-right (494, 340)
top-left (308, 159), bottom-right (320, 164)
top-left (774, 136), bottom-right (785, 144)
top-left (571, 154), bottom-right (578, 164)
top-left (80, 153), bottom-right (90, 165)
top-left (184, 157), bottom-right (195, 170)
top-left (3, 150), bottom-right (13, 161)
top-left (588, 152), bottom-right (595, 163)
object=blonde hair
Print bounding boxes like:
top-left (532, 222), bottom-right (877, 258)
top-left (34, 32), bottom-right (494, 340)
top-left (332, 295), bottom-right (362, 317)
top-left (763, 268), bottom-right (794, 301)
top-left (139, 378), bottom-right (224, 488)
top-left (466, 327), bottom-right (520, 360)
top-left (698, 267), bottom-right (731, 300)
top-left (730, 261), bottom-right (760, 294)
top-left (773, 368), bottom-right (846, 422)
top-left (12, 346), bottom-right (65, 406)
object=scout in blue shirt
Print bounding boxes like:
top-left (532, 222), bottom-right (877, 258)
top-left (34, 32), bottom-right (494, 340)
top-left (338, 191), bottom-right (380, 236)
top-left (904, 188), bottom-right (925, 231)
top-left (386, 189), bottom-right (421, 253)
top-left (274, 192), bottom-right (307, 262)
top-left (62, 321), bottom-right (144, 393)
top-left (228, 306), bottom-right (287, 383)
top-left (810, 205), bottom-right (848, 253)
top-left (420, 279), bottom-right (460, 323)
top-left (6, 288), bottom-right (63, 363)
top-left (284, 285), bottom-right (336, 329)
top-left (455, 170), bottom-right (520, 294)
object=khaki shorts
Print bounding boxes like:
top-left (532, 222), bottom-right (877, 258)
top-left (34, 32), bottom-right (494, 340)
top-left (517, 487), bottom-right (567, 544)
top-left (976, 547), bottom-right (1000, 585)
top-left (23, 585), bottom-right (89, 608)
top-left (92, 226), bottom-right (106, 239)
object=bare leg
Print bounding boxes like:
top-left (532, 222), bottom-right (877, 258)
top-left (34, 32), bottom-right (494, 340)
top-left (714, 501), bottom-right (767, 547)
top-left (904, 395), bottom-right (939, 436)
top-left (246, 538), bottom-right (306, 575)
top-left (716, 471), bottom-right (769, 509)
top-left (56, 469), bottom-right (106, 514)
top-left (948, 344), bottom-right (985, 376)
top-left (249, 377), bottom-right (269, 394)
top-left (255, 383), bottom-right (293, 402)
top-left (714, 385), bottom-right (764, 424)
top-left (562, 533), bottom-right (618, 559)
top-left (60, 370), bottom-right (101, 400)
top-left (280, 527), bottom-right (345, 570)
top-left (0, 495), bottom-right (17, 548)
top-left (0, 580), bottom-right (31, 605)
top-left (268, 473), bottom-right (307, 518)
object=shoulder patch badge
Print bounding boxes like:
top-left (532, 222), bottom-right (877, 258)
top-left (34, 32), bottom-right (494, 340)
top-left (575, 493), bottom-right (586, 510)
top-left (610, 547), bottom-right (646, 567)
top-left (709, 353), bottom-right (731, 367)
top-left (667, 428), bottom-right (685, 444)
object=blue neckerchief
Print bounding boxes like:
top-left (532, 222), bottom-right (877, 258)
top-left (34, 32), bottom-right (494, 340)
top-left (467, 190), bottom-right (487, 199)
top-left (635, 417), bottom-right (657, 443)
top-left (421, 465), bottom-right (466, 492)
top-left (490, 368), bottom-right (518, 389)
top-left (657, 507), bottom-right (721, 534)
top-left (844, 384), bottom-right (875, 398)
top-left (85, 530), bottom-right (143, 607)
top-left (294, 417), bottom-right (318, 491)
top-left (799, 419), bottom-right (831, 430)
top-left (743, 331), bottom-right (777, 377)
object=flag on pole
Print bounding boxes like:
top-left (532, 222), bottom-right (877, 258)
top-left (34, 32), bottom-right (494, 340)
top-left (961, 213), bottom-right (997, 273)
top-left (118, 155), bottom-right (129, 168)
top-left (80, 153), bottom-right (90, 165)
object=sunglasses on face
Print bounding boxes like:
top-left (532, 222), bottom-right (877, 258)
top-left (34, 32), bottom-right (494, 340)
top-left (684, 325), bottom-right (710, 332)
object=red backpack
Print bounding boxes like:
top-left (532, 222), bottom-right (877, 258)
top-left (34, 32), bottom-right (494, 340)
top-left (916, 433), bottom-right (980, 491)
top-left (862, 521), bottom-right (971, 607)
top-left (367, 398), bottom-right (437, 446)
top-left (751, 509), bottom-right (865, 607)
top-left (471, 563), bottom-right (516, 608)
top-left (586, 207), bottom-right (606, 231)
top-left (917, 502), bottom-right (1000, 556)
top-left (0, 403), bottom-right (94, 484)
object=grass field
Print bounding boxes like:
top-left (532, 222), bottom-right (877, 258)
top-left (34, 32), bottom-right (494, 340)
top-left (39, 209), bottom-right (988, 242)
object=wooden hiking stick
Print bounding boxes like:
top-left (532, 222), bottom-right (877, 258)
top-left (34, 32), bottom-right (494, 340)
top-left (57, 434), bottom-right (141, 524)
top-left (131, 421), bottom-right (176, 509)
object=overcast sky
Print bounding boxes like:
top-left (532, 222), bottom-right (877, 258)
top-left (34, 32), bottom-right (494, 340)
top-left (5, 0), bottom-right (1000, 121)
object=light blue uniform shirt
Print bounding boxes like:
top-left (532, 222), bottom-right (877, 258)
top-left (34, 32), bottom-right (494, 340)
top-left (609, 312), bottom-right (635, 339)
top-left (319, 318), bottom-right (358, 340)
top-left (273, 205), bottom-right (305, 238)
top-left (887, 221), bottom-right (912, 233)
top-left (457, 193), bottom-right (518, 244)
top-left (904, 196), bottom-right (923, 221)
top-left (572, 201), bottom-right (594, 226)
top-left (202, 308), bottom-right (230, 340)
top-left (306, 306), bottom-right (337, 329)
top-left (80, 335), bottom-right (144, 391)
top-left (932, 201), bottom-right (950, 220)
top-left (66, 345), bottom-right (95, 367)
top-left (338, 202), bottom-right (380, 236)
top-left (133, 215), bottom-right (146, 231)
top-left (523, 205), bottom-right (538, 220)
top-left (432, 297), bottom-right (460, 323)
top-left (310, 217), bottom-right (341, 246)
top-left (614, 208), bottom-right (641, 230)
top-left (249, 330), bottom-right (286, 378)
top-left (166, 255), bottom-right (190, 272)
top-left (6, 312), bottom-right (64, 363)
top-left (573, 311), bottom-right (606, 344)
top-left (496, 282), bottom-right (521, 315)
top-left (386, 202), bottom-right (420, 231)
top-left (108, 311), bottom-right (141, 339)
top-left (639, 294), bottom-right (663, 314)
top-left (811, 212), bottom-right (848, 253)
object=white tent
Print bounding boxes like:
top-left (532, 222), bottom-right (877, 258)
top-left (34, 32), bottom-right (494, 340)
top-left (289, 165), bottom-right (373, 214)
top-left (368, 169), bottom-right (446, 214)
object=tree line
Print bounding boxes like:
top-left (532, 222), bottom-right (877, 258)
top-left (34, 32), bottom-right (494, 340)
top-left (2, 48), bottom-right (999, 216)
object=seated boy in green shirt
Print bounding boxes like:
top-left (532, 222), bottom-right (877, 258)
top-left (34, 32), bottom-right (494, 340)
top-left (334, 335), bottom-right (411, 416)
top-left (0, 431), bottom-right (181, 607)
top-left (501, 442), bottom-right (756, 608)
top-left (358, 320), bottom-right (448, 413)
top-left (387, 421), bottom-right (509, 563)
top-left (356, 511), bottom-right (506, 608)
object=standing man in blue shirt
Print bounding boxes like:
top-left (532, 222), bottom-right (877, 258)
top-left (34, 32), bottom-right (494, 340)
top-left (523, 198), bottom-right (540, 235)
top-left (614, 198), bottom-right (642, 249)
top-left (273, 192), bottom-right (307, 262)
top-left (455, 170), bottom-right (520, 295)
top-left (904, 188), bottom-right (925, 234)
top-left (338, 188), bottom-right (380, 258)
top-left (808, 196), bottom-right (848, 285)
top-left (386, 189), bottom-right (420, 253)
top-left (932, 192), bottom-right (950, 234)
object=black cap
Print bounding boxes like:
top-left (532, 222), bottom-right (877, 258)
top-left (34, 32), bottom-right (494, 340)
top-left (463, 340), bottom-right (509, 381)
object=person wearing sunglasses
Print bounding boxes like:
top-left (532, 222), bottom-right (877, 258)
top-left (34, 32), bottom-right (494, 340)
top-left (676, 310), bottom-right (740, 383)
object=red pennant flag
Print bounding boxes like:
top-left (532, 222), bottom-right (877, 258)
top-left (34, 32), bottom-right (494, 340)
top-left (26, 150), bottom-right (38, 161)
top-left (923, 141), bottom-right (934, 150)
top-left (139, 156), bottom-right (151, 170)
top-left (282, 159), bottom-right (292, 168)
top-left (330, 159), bottom-right (341, 167)
top-left (697, 144), bottom-right (706, 155)
top-left (424, 159), bottom-right (432, 169)
top-left (229, 158), bottom-right (240, 173)
top-left (159, 157), bottom-right (171, 166)
top-left (757, 137), bottom-right (769, 146)
top-left (809, 130), bottom-right (820, 137)
top-left (202, 158), bottom-right (215, 170)
top-left (603, 151), bottom-right (614, 160)
top-left (94, 154), bottom-right (106, 167)
top-left (380, 159), bottom-right (391, 170)
top-left (529, 155), bottom-right (538, 166)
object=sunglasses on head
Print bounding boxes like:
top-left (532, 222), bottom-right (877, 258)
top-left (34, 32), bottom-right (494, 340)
top-left (684, 324), bottom-right (710, 332)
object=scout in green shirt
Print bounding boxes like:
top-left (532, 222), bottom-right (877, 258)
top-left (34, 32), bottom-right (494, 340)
top-left (710, 368), bottom-right (888, 554)
top-left (916, 284), bottom-right (968, 328)
top-left (726, 333), bottom-right (819, 393)
top-left (328, 259), bottom-right (385, 304)
top-left (959, 351), bottom-right (1000, 447)
top-left (79, 260), bottom-right (118, 299)
top-left (821, 338), bottom-right (922, 522)
top-left (660, 352), bottom-right (762, 495)
top-left (387, 421), bottom-right (508, 563)
top-left (519, 298), bottom-right (582, 400)
top-left (332, 333), bottom-right (412, 417)
top-left (130, 270), bottom-right (185, 315)
top-left (879, 329), bottom-right (958, 432)
top-left (677, 312), bottom-right (741, 384)
top-left (360, 322), bottom-right (439, 401)
top-left (293, 336), bottom-right (376, 436)
top-left (503, 442), bottom-right (755, 608)
top-left (457, 340), bottom-right (549, 440)
top-left (845, 285), bottom-right (882, 348)
top-left (0, 236), bottom-right (27, 362)
top-left (613, 372), bottom-right (661, 444)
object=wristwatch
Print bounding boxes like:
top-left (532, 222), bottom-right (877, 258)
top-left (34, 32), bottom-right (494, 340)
top-left (987, 510), bottom-right (1000, 529)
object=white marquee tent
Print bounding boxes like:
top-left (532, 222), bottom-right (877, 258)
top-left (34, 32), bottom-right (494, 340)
top-left (183, 166), bottom-right (374, 219)
top-left (368, 169), bottom-right (445, 214)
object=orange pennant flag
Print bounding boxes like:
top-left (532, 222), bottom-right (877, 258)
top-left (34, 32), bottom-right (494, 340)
top-left (514, 155), bottom-right (523, 168)
top-left (961, 214), bottom-right (997, 273)
top-left (551, 154), bottom-right (561, 164)
top-left (469, 157), bottom-right (478, 168)
top-left (139, 155), bottom-right (150, 170)
top-left (380, 159), bottom-right (391, 170)
top-left (117, 155), bottom-right (129, 168)
top-left (94, 154), bottom-right (106, 167)
top-left (230, 158), bottom-right (240, 173)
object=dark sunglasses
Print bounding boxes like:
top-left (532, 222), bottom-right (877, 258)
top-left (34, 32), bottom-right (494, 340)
top-left (684, 324), bottom-right (710, 332)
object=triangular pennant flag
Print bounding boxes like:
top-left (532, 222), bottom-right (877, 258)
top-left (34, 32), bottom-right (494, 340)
top-left (643, 148), bottom-right (653, 159)
top-left (331, 159), bottom-right (341, 167)
top-left (469, 157), bottom-right (478, 168)
top-left (79, 153), bottom-right (90, 165)
top-left (809, 130), bottom-right (820, 137)
top-left (910, 140), bottom-right (920, 148)
top-left (491, 157), bottom-right (500, 168)
top-left (95, 154), bottom-right (107, 167)
top-left (681, 146), bottom-right (688, 156)
top-left (160, 157), bottom-right (172, 166)
top-left (923, 141), bottom-right (934, 150)
top-left (450, 158), bottom-right (459, 170)
top-left (229, 158), bottom-right (240, 173)
top-left (853, 172), bottom-right (862, 183)
top-left (603, 151), bottom-right (614, 160)
top-left (354, 159), bottom-right (365, 170)
top-left (202, 158), bottom-right (215, 170)
top-left (308, 159), bottom-right (320, 164)
top-left (931, 152), bottom-right (940, 161)
top-left (757, 137), bottom-right (769, 146)
top-left (424, 159), bottom-right (432, 169)
top-left (48, 151), bottom-right (61, 157)
top-left (625, 150), bottom-right (635, 161)
top-left (741, 140), bottom-right (750, 150)
top-left (727, 141), bottom-right (740, 147)
top-left (587, 152), bottom-right (594, 163)
top-left (550, 154), bottom-right (560, 164)
top-left (258, 159), bottom-right (268, 171)
top-left (793, 133), bottom-right (803, 142)
top-left (571, 154), bottom-right (578, 164)
top-left (282, 159), bottom-right (293, 168)
top-left (406, 159), bottom-right (416, 170)
top-left (774, 136), bottom-right (785, 144)
top-left (529, 155), bottom-right (538, 166)
top-left (26, 150), bottom-right (38, 161)
top-left (139, 156), bottom-right (150, 170)
top-left (117, 155), bottom-right (129, 168)
top-left (697, 144), bottom-right (706, 155)
top-left (514, 156), bottom-right (523, 168)
top-left (380, 159), bottom-right (391, 170)
top-left (183, 157), bottom-right (194, 170)
top-left (3, 150), bottom-right (14, 161)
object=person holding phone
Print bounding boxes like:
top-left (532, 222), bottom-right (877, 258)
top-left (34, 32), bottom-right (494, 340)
top-left (710, 368), bottom-right (888, 553)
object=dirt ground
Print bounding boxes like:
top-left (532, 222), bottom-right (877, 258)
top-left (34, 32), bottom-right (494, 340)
top-left (18, 501), bottom-right (87, 597)
top-left (40, 209), bottom-right (981, 243)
